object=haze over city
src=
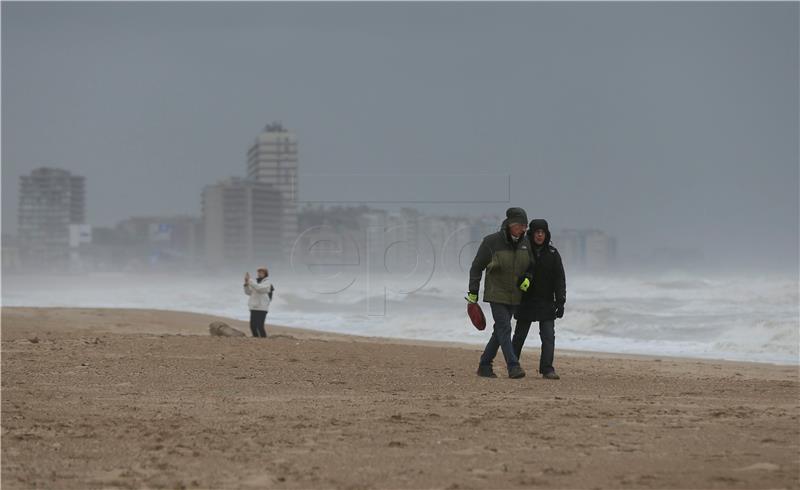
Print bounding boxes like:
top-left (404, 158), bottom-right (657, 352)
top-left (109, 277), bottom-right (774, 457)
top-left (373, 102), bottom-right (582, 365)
top-left (3, 2), bottom-right (798, 272)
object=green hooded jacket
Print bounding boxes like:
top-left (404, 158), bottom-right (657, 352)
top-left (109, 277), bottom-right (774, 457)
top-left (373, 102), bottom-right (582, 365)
top-left (468, 223), bottom-right (532, 305)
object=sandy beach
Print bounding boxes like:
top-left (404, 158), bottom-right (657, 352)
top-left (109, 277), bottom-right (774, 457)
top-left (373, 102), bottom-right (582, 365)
top-left (2, 307), bottom-right (798, 489)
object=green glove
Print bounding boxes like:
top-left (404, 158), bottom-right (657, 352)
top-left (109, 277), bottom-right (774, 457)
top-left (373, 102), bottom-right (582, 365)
top-left (519, 277), bottom-right (531, 292)
top-left (465, 292), bottom-right (478, 304)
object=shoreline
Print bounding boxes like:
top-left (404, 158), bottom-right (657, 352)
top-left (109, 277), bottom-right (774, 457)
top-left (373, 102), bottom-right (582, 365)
top-left (2, 305), bottom-right (796, 368)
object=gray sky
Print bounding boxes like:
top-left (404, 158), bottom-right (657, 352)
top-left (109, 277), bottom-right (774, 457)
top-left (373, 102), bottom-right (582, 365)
top-left (2, 2), bottom-right (798, 269)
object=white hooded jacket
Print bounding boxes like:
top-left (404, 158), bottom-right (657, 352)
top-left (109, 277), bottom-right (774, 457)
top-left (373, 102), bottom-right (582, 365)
top-left (244, 279), bottom-right (273, 311)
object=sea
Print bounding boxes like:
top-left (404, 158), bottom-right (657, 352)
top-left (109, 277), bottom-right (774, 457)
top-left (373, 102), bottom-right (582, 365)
top-left (3, 269), bottom-right (798, 365)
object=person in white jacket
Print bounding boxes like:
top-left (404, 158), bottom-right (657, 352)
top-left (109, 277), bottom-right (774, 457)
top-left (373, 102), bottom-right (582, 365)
top-left (243, 267), bottom-right (274, 337)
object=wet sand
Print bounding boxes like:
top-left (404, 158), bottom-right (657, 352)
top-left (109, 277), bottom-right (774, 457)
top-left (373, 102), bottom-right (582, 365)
top-left (2, 307), bottom-right (798, 489)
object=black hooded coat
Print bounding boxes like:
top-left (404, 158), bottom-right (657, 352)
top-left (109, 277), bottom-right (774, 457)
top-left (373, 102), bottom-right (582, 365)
top-left (514, 219), bottom-right (566, 322)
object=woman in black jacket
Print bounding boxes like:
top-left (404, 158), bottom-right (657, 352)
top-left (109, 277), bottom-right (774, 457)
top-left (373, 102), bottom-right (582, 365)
top-left (513, 219), bottom-right (566, 379)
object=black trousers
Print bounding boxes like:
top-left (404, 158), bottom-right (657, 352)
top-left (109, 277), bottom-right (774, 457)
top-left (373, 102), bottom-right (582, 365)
top-left (249, 310), bottom-right (267, 338)
top-left (512, 319), bottom-right (556, 374)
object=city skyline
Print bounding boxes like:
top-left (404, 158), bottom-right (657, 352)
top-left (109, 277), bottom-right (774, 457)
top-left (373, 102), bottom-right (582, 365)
top-left (2, 2), bottom-right (798, 270)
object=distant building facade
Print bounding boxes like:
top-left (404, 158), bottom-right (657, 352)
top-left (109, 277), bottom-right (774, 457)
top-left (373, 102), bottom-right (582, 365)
top-left (17, 167), bottom-right (86, 268)
top-left (202, 178), bottom-right (284, 268)
top-left (246, 122), bottom-right (299, 258)
top-left (294, 205), bottom-right (500, 277)
top-left (553, 229), bottom-right (617, 270)
top-left (2, 234), bottom-right (22, 273)
top-left (114, 215), bottom-right (203, 268)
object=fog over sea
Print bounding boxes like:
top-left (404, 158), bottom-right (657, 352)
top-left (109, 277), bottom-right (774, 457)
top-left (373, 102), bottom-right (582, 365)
top-left (3, 269), bottom-right (797, 365)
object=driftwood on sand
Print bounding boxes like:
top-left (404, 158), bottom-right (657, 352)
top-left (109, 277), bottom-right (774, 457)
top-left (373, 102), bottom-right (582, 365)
top-left (209, 322), bottom-right (246, 337)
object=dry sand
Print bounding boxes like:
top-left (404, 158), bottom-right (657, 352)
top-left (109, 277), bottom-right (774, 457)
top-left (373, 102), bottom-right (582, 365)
top-left (2, 307), bottom-right (798, 489)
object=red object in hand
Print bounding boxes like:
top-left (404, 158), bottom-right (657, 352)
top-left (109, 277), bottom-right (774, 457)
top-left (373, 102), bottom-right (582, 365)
top-left (467, 302), bottom-right (486, 330)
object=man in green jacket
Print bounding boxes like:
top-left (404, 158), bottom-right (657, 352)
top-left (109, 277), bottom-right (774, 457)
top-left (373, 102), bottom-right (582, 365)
top-left (467, 207), bottom-right (532, 379)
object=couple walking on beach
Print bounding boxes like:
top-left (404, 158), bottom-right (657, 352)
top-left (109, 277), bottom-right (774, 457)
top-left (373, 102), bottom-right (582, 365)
top-left (467, 207), bottom-right (567, 379)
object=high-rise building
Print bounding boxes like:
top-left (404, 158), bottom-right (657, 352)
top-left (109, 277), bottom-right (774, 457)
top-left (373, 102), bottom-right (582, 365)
top-left (202, 178), bottom-right (284, 268)
top-left (246, 122), bottom-right (299, 257)
top-left (18, 167), bottom-right (85, 267)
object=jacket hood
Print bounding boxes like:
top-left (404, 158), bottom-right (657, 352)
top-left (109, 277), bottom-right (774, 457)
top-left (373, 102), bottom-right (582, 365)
top-left (499, 219), bottom-right (512, 243)
top-left (528, 219), bottom-right (551, 246)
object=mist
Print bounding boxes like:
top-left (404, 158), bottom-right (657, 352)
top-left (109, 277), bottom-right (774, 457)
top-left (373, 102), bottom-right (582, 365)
top-left (2, 2), bottom-right (798, 274)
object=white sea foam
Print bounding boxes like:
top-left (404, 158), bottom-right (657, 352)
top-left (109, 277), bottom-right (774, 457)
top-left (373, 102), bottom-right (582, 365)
top-left (2, 270), bottom-right (797, 365)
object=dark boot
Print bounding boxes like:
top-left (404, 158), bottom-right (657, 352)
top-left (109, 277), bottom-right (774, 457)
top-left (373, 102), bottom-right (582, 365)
top-left (476, 365), bottom-right (497, 378)
top-left (508, 365), bottom-right (526, 379)
top-left (542, 371), bottom-right (560, 380)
